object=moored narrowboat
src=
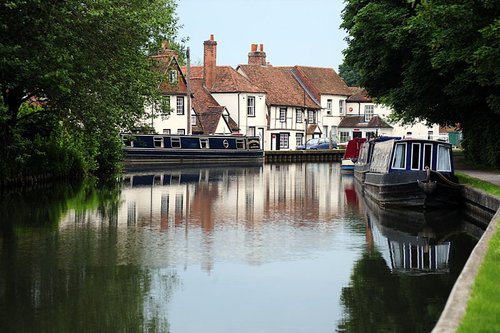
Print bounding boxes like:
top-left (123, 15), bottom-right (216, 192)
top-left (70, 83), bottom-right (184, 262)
top-left (356, 138), bottom-right (461, 209)
top-left (341, 137), bottom-right (366, 172)
top-left (122, 133), bottom-right (264, 169)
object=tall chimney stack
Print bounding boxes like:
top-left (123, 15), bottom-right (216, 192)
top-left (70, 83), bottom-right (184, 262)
top-left (248, 43), bottom-right (267, 66)
top-left (203, 34), bottom-right (217, 89)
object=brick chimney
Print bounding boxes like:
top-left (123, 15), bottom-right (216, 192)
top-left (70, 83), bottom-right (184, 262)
top-left (203, 34), bottom-right (217, 89)
top-left (248, 43), bottom-right (267, 65)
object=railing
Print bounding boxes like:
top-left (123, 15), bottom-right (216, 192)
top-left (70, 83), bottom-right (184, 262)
top-left (265, 149), bottom-right (345, 163)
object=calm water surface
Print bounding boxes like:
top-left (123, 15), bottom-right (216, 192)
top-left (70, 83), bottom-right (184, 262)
top-left (0, 163), bottom-right (481, 333)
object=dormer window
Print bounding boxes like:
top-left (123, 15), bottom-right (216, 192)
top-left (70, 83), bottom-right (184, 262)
top-left (169, 70), bottom-right (178, 84)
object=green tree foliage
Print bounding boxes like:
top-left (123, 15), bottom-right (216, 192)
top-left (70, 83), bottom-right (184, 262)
top-left (338, 62), bottom-right (362, 87)
top-left (341, 0), bottom-right (500, 167)
top-left (0, 0), bottom-right (183, 181)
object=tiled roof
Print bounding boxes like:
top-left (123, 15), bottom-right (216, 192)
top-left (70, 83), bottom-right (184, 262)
top-left (293, 66), bottom-right (352, 101)
top-left (338, 115), bottom-right (392, 129)
top-left (186, 66), bottom-right (264, 93)
top-left (197, 107), bottom-right (225, 134)
top-left (307, 124), bottom-right (321, 135)
top-left (347, 88), bottom-right (372, 103)
top-left (190, 78), bottom-right (239, 134)
top-left (238, 65), bottom-right (320, 109)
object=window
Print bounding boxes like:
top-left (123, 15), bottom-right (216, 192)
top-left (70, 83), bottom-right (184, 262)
top-left (279, 107), bottom-right (287, 123)
top-left (296, 133), bottom-right (304, 146)
top-left (154, 137), bottom-right (163, 148)
top-left (247, 96), bottom-right (255, 116)
top-left (163, 129), bottom-right (171, 134)
top-left (200, 138), bottom-right (209, 149)
top-left (423, 144), bottom-right (433, 169)
top-left (171, 137), bottom-right (181, 148)
top-left (411, 143), bottom-right (420, 170)
top-left (169, 70), bottom-right (178, 84)
top-left (248, 126), bottom-right (256, 136)
top-left (279, 133), bottom-right (289, 149)
top-left (437, 145), bottom-right (452, 171)
top-left (428, 130), bottom-right (434, 140)
top-left (392, 143), bottom-right (406, 169)
top-left (340, 131), bottom-right (350, 143)
top-left (191, 114), bottom-right (197, 126)
top-left (364, 105), bottom-right (374, 121)
top-left (327, 99), bottom-right (332, 115)
top-left (296, 108), bottom-right (303, 123)
top-left (307, 110), bottom-right (316, 124)
top-left (339, 100), bottom-right (344, 114)
top-left (176, 96), bottom-right (184, 115)
top-left (160, 97), bottom-right (170, 120)
top-left (177, 129), bottom-right (185, 135)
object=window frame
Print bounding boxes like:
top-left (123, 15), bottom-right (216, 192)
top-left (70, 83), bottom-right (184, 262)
top-left (391, 142), bottom-right (407, 170)
top-left (411, 143), bottom-right (421, 170)
top-left (364, 104), bottom-right (374, 122)
top-left (327, 99), bottom-right (333, 115)
top-left (279, 133), bottom-right (289, 149)
top-left (176, 96), bottom-right (184, 115)
top-left (296, 108), bottom-right (303, 123)
top-left (279, 107), bottom-right (287, 123)
top-left (247, 96), bottom-right (256, 117)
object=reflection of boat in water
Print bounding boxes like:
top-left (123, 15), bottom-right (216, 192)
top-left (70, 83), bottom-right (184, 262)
top-left (123, 165), bottom-right (263, 187)
top-left (361, 192), bottom-right (460, 275)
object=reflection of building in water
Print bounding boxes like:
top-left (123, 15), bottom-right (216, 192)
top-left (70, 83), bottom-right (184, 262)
top-left (59, 164), bottom-right (361, 272)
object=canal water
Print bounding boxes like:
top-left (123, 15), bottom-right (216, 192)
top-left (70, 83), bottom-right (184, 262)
top-left (0, 163), bottom-right (483, 333)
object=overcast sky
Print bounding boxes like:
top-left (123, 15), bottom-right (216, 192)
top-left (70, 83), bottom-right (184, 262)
top-left (176, 0), bottom-right (348, 70)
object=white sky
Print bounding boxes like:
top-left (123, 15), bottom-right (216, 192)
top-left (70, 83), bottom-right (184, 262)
top-left (176, 0), bottom-right (347, 70)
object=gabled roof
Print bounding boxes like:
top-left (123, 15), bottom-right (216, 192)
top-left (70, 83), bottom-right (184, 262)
top-left (187, 66), bottom-right (264, 93)
top-left (338, 115), bottom-right (392, 129)
top-left (190, 78), bottom-right (239, 134)
top-left (293, 66), bottom-right (352, 101)
top-left (238, 65), bottom-right (320, 109)
top-left (152, 48), bottom-right (188, 95)
top-left (347, 88), bottom-right (372, 103)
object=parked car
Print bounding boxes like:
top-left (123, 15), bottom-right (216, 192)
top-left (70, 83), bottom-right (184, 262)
top-left (296, 138), bottom-right (337, 150)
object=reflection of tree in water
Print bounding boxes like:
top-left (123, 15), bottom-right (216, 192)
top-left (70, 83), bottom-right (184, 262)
top-left (0, 181), bottom-right (178, 333)
top-left (336, 247), bottom-right (455, 333)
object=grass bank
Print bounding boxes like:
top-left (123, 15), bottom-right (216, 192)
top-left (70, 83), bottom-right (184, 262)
top-left (456, 174), bottom-right (500, 332)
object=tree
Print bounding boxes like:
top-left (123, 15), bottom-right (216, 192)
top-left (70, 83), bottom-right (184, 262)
top-left (338, 62), bottom-right (362, 87)
top-left (341, 0), bottom-right (500, 167)
top-left (0, 0), bottom-right (183, 180)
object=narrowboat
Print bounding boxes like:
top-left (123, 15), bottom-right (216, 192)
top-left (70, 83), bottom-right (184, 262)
top-left (354, 136), bottom-right (400, 182)
top-left (341, 138), bottom-right (366, 172)
top-left (355, 138), bottom-right (462, 209)
top-left (122, 133), bottom-right (264, 169)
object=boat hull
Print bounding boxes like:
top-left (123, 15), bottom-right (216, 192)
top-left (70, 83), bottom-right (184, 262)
top-left (362, 171), bottom-right (462, 209)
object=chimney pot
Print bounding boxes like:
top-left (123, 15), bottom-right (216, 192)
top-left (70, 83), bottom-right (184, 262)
top-left (210, 34), bottom-right (214, 41)
top-left (251, 44), bottom-right (258, 52)
top-left (259, 44), bottom-right (264, 52)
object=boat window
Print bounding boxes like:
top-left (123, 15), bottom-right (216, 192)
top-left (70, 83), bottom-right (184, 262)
top-left (392, 143), bottom-right (406, 169)
top-left (154, 137), bottom-right (163, 148)
top-left (200, 138), bottom-right (209, 149)
top-left (437, 144), bottom-right (452, 171)
top-left (411, 143), bottom-right (420, 170)
top-left (236, 139), bottom-right (245, 149)
top-left (171, 137), bottom-right (181, 148)
top-left (423, 144), bottom-right (433, 169)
